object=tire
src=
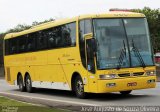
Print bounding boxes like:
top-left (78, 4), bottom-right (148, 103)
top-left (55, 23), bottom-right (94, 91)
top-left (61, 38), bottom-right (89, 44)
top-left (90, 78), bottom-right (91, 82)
top-left (18, 75), bottom-right (25, 92)
top-left (74, 75), bottom-right (87, 99)
top-left (25, 75), bottom-right (33, 93)
top-left (120, 90), bottom-right (132, 95)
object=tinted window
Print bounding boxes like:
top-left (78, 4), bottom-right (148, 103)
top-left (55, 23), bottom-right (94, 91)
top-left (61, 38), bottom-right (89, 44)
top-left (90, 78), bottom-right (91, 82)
top-left (47, 26), bottom-right (62, 48)
top-left (5, 22), bottom-right (77, 55)
top-left (27, 33), bottom-right (36, 52)
top-left (48, 22), bottom-right (76, 49)
top-left (10, 38), bottom-right (17, 54)
top-left (47, 28), bottom-right (57, 49)
top-left (18, 36), bottom-right (27, 53)
top-left (5, 40), bottom-right (9, 55)
top-left (68, 22), bottom-right (76, 46)
top-left (54, 27), bottom-right (63, 47)
top-left (62, 22), bottom-right (76, 47)
top-left (36, 31), bottom-right (47, 50)
top-left (62, 25), bottom-right (71, 47)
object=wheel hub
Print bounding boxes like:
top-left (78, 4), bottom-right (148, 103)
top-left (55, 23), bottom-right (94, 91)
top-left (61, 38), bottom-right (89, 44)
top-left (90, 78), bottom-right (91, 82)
top-left (77, 80), bottom-right (83, 94)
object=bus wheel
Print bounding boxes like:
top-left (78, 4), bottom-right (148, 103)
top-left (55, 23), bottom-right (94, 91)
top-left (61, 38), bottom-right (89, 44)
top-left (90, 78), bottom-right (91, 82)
top-left (74, 75), bottom-right (87, 99)
top-left (120, 90), bottom-right (132, 95)
top-left (18, 75), bottom-right (25, 92)
top-left (25, 75), bottom-right (33, 93)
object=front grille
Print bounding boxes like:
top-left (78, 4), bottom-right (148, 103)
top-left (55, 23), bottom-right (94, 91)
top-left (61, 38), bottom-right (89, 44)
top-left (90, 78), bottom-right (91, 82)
top-left (133, 72), bottom-right (144, 76)
top-left (118, 73), bottom-right (130, 77)
top-left (118, 72), bottom-right (144, 77)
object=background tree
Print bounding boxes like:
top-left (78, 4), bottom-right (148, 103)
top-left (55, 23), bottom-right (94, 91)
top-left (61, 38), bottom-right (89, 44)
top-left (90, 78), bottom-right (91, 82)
top-left (32, 18), bottom-right (54, 26)
top-left (6, 24), bottom-right (31, 33)
top-left (0, 33), bottom-right (5, 66)
top-left (132, 7), bottom-right (160, 53)
top-left (6, 18), bottom-right (54, 33)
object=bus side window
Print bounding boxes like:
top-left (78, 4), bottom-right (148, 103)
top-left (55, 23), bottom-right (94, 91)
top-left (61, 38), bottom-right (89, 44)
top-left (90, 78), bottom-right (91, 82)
top-left (48, 22), bottom-right (76, 49)
top-left (66, 22), bottom-right (76, 46)
top-left (36, 31), bottom-right (47, 50)
top-left (27, 33), bottom-right (36, 52)
top-left (48, 28), bottom-right (57, 49)
top-left (62, 25), bottom-right (71, 47)
top-left (62, 22), bottom-right (76, 47)
top-left (5, 40), bottom-right (9, 55)
top-left (18, 36), bottom-right (27, 53)
top-left (55, 27), bottom-right (63, 48)
top-left (10, 38), bottom-right (17, 54)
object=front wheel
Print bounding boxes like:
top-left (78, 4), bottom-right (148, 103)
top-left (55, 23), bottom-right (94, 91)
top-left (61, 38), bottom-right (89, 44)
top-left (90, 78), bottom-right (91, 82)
top-left (74, 76), bottom-right (87, 99)
top-left (25, 75), bottom-right (33, 93)
top-left (120, 90), bottom-right (132, 95)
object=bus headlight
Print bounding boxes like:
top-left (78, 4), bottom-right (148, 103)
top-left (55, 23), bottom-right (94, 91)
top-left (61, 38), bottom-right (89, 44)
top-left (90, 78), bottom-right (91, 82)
top-left (99, 74), bottom-right (117, 79)
top-left (146, 71), bottom-right (156, 76)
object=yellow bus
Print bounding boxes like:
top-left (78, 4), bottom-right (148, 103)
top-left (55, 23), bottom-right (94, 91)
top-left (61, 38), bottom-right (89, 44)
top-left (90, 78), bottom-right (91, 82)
top-left (4, 11), bottom-right (156, 98)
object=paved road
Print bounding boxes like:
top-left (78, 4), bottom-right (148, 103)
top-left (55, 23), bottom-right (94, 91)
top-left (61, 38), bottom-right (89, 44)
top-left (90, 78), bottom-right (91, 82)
top-left (0, 79), bottom-right (160, 111)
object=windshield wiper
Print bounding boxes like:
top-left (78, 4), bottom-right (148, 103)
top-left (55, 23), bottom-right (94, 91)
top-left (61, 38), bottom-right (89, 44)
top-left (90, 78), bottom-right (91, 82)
top-left (131, 39), bottom-right (146, 68)
top-left (117, 40), bottom-right (126, 69)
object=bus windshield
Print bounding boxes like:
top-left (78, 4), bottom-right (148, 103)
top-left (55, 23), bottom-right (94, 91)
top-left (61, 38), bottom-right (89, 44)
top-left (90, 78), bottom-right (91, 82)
top-left (93, 18), bottom-right (154, 70)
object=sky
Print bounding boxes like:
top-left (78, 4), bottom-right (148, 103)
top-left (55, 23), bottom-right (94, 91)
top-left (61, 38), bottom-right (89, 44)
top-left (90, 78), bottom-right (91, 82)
top-left (0, 0), bottom-right (159, 33)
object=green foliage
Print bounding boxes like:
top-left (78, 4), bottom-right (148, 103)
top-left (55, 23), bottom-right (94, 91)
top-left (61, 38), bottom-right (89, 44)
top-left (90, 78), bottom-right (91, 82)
top-left (132, 7), bottom-right (160, 53)
top-left (0, 33), bottom-right (5, 66)
top-left (5, 18), bottom-right (54, 33)
top-left (6, 24), bottom-right (31, 33)
top-left (0, 96), bottom-right (67, 112)
top-left (32, 18), bottom-right (54, 26)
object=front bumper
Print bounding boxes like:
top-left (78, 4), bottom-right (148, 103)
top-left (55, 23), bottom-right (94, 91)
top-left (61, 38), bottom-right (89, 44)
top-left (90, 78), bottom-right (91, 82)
top-left (96, 76), bottom-right (156, 93)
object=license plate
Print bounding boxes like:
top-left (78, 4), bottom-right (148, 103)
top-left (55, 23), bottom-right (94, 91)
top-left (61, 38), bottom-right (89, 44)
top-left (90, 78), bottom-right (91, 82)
top-left (127, 82), bottom-right (137, 86)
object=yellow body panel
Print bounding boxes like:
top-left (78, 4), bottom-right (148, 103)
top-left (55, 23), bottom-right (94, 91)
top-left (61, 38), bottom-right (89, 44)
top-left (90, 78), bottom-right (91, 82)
top-left (97, 76), bottom-right (156, 93)
top-left (88, 66), bottom-right (156, 93)
top-left (4, 12), bottom-right (156, 93)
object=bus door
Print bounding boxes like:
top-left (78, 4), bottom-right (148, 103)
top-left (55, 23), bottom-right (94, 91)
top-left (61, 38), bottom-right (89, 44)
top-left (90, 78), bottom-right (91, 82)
top-left (80, 19), bottom-right (97, 92)
top-left (85, 38), bottom-right (97, 92)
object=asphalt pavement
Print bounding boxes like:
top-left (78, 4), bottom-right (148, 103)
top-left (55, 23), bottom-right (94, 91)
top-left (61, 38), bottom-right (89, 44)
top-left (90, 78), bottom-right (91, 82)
top-left (0, 78), bottom-right (160, 111)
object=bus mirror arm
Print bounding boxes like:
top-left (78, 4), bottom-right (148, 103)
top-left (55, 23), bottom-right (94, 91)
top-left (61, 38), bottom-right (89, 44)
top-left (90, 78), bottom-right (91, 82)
top-left (83, 33), bottom-right (93, 39)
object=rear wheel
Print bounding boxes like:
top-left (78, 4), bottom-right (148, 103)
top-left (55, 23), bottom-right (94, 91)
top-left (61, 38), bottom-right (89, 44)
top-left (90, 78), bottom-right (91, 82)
top-left (18, 75), bottom-right (25, 92)
top-left (120, 90), bottom-right (132, 95)
top-left (74, 75), bottom-right (87, 99)
top-left (25, 75), bottom-right (33, 93)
